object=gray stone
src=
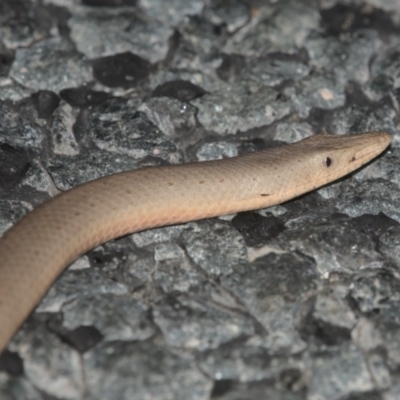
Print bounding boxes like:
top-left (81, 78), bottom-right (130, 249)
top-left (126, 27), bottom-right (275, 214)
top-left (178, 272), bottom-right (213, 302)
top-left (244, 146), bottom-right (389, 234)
top-left (9, 37), bottom-right (92, 92)
top-left (68, 7), bottom-right (173, 62)
top-left (192, 82), bottom-right (292, 134)
top-left (84, 341), bottom-right (212, 400)
top-left (308, 344), bottom-right (374, 400)
top-left (153, 292), bottom-right (255, 350)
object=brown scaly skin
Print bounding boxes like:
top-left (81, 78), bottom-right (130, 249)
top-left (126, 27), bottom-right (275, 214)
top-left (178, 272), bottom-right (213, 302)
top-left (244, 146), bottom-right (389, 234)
top-left (0, 131), bottom-right (391, 352)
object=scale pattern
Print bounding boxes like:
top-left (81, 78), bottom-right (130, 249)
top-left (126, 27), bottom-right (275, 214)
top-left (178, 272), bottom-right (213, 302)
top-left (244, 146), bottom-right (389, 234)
top-left (0, 132), bottom-right (391, 351)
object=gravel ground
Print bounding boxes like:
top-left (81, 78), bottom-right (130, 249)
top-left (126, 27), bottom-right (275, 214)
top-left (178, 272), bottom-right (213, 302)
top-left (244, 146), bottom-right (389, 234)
top-left (1, 0), bottom-right (400, 399)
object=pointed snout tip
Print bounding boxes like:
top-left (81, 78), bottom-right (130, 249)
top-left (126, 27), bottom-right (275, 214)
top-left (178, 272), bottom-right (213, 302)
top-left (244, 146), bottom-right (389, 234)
top-left (367, 131), bottom-right (392, 149)
top-left (354, 131), bottom-right (391, 155)
top-left (380, 131), bottom-right (391, 148)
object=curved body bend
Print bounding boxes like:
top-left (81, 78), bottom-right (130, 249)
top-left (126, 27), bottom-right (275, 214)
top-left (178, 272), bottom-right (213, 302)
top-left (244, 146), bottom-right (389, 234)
top-left (0, 132), bottom-right (391, 352)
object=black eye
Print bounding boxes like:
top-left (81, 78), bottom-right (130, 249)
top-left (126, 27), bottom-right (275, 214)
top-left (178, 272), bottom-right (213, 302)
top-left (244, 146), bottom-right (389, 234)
top-left (325, 157), bottom-right (332, 167)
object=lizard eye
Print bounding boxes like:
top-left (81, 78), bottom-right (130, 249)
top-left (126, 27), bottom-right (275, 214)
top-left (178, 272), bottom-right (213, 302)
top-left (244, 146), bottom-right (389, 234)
top-left (324, 157), bottom-right (332, 167)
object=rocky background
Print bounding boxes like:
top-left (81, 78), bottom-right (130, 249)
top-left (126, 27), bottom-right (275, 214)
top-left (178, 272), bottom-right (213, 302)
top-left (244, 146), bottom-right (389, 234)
top-left (1, 0), bottom-right (400, 399)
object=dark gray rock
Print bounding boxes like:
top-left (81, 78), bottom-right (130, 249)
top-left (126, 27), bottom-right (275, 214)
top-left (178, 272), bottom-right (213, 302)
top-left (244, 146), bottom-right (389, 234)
top-left (1, 1), bottom-right (400, 399)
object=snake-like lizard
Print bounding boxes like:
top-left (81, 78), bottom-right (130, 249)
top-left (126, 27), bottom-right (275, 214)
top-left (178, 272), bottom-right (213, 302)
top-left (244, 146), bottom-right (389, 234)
top-left (0, 131), bottom-right (391, 352)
